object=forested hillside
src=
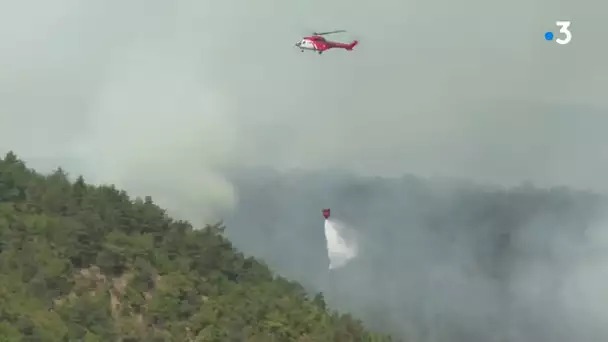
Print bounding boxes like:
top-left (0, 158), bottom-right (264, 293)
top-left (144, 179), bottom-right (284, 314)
top-left (0, 151), bottom-right (395, 341)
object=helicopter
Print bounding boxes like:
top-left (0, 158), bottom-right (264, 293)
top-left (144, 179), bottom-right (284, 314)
top-left (295, 30), bottom-right (358, 54)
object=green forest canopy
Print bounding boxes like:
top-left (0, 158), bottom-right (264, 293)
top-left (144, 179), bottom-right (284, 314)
top-left (0, 151), bottom-right (395, 341)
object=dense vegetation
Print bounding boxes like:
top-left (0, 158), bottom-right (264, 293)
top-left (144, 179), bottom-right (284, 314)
top-left (0, 151), bottom-right (395, 341)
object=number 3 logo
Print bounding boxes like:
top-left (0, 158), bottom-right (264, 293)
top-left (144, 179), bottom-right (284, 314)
top-left (555, 21), bottom-right (572, 45)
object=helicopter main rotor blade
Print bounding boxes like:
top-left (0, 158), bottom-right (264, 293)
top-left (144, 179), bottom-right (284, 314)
top-left (313, 30), bottom-right (346, 35)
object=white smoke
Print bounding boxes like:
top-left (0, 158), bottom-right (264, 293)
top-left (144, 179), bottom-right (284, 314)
top-left (324, 219), bottom-right (358, 270)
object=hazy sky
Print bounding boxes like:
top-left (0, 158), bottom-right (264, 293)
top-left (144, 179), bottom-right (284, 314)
top-left (0, 0), bottom-right (605, 222)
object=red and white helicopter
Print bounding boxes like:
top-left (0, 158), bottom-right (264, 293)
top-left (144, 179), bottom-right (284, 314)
top-left (295, 30), bottom-right (358, 54)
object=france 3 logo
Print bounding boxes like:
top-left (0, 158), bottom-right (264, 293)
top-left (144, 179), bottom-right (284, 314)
top-left (544, 21), bottom-right (572, 45)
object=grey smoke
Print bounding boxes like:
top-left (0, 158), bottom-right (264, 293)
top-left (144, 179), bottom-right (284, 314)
top-left (224, 173), bottom-right (608, 341)
top-left (1, 0), bottom-right (606, 225)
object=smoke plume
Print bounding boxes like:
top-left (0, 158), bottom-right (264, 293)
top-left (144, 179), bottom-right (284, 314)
top-left (1, 0), bottom-right (606, 225)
